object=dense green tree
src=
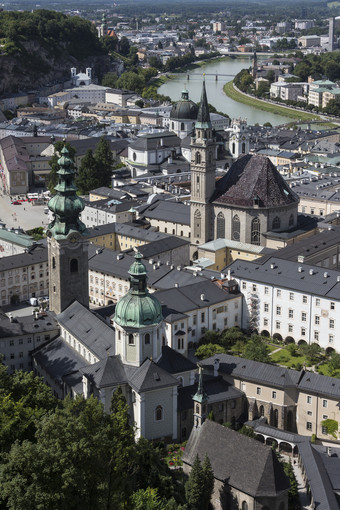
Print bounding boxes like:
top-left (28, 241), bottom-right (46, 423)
top-left (119, 36), bottom-right (130, 56)
top-left (283, 460), bottom-right (299, 509)
top-left (243, 337), bottom-right (269, 363)
top-left (323, 97), bottom-right (340, 117)
top-left (48, 141), bottom-right (76, 194)
top-left (148, 56), bottom-right (163, 70)
top-left (195, 343), bottom-right (225, 360)
top-left (117, 71), bottom-right (145, 93)
top-left (185, 454), bottom-right (213, 510)
top-left (93, 136), bottom-right (114, 188)
top-left (102, 72), bottom-right (118, 88)
top-left (75, 148), bottom-right (98, 194)
top-left (328, 352), bottom-right (340, 376)
top-left (131, 488), bottom-right (167, 510)
top-left (201, 455), bottom-right (214, 509)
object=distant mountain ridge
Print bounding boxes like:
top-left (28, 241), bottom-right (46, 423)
top-left (0, 10), bottom-right (113, 96)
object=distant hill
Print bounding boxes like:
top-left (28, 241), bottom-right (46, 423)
top-left (0, 10), bottom-right (113, 96)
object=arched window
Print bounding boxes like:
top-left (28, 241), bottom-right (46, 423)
top-left (194, 209), bottom-right (201, 239)
top-left (196, 404), bottom-right (199, 414)
top-left (216, 212), bottom-right (225, 239)
top-left (242, 502), bottom-right (248, 510)
top-left (232, 215), bottom-right (240, 241)
top-left (70, 259), bottom-right (78, 273)
top-left (181, 122), bottom-right (184, 131)
top-left (171, 122), bottom-right (174, 130)
top-left (289, 213), bottom-right (294, 226)
top-left (133, 152), bottom-right (136, 161)
top-left (232, 142), bottom-right (235, 154)
top-left (274, 409), bottom-right (279, 428)
top-left (145, 333), bottom-right (150, 345)
top-left (155, 405), bottom-right (163, 421)
top-left (251, 217), bottom-right (261, 246)
top-left (242, 142), bottom-right (246, 154)
top-left (128, 334), bottom-right (134, 345)
top-left (259, 405), bottom-right (264, 417)
top-left (195, 151), bottom-right (201, 164)
top-left (272, 216), bottom-right (280, 230)
top-left (52, 257), bottom-right (56, 269)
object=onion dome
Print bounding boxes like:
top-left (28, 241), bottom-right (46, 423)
top-left (114, 251), bottom-right (163, 328)
top-left (47, 146), bottom-right (86, 240)
top-left (170, 88), bottom-right (199, 120)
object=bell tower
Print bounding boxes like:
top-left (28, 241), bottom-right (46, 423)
top-left (47, 146), bottom-right (89, 315)
top-left (190, 79), bottom-right (216, 246)
top-left (193, 365), bottom-right (208, 428)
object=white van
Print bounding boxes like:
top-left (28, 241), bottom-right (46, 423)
top-left (27, 297), bottom-right (38, 306)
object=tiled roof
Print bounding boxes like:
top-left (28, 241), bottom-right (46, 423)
top-left (129, 357), bottom-right (178, 393)
top-left (182, 420), bottom-right (290, 497)
top-left (212, 154), bottom-right (299, 208)
top-left (157, 345), bottom-right (196, 374)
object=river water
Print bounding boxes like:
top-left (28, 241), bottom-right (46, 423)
top-left (158, 56), bottom-right (292, 126)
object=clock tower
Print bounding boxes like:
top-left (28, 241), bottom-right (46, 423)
top-left (46, 146), bottom-right (89, 315)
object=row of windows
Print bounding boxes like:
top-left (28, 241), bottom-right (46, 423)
top-left (244, 283), bottom-right (336, 308)
top-left (271, 307), bottom-right (335, 327)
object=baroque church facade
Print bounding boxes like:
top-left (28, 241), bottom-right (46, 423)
top-left (189, 82), bottom-right (299, 249)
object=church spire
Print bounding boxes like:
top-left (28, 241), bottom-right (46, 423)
top-left (196, 78), bottom-right (211, 129)
top-left (193, 365), bottom-right (208, 404)
top-left (193, 365), bottom-right (208, 428)
top-left (47, 146), bottom-right (86, 240)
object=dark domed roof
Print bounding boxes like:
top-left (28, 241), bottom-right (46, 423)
top-left (170, 89), bottom-right (199, 120)
top-left (212, 154), bottom-right (299, 208)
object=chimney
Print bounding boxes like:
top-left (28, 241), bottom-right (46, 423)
top-left (214, 358), bottom-right (220, 377)
top-left (9, 313), bottom-right (13, 323)
top-left (201, 293), bottom-right (205, 301)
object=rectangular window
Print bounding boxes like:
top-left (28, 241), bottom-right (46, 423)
top-left (323, 415), bottom-right (328, 420)
top-left (19, 338), bottom-right (23, 345)
top-left (330, 301), bottom-right (335, 310)
top-left (242, 282), bottom-right (246, 289)
top-left (315, 316), bottom-right (320, 325)
top-left (264, 303), bottom-right (269, 312)
top-left (307, 396), bottom-right (312, 404)
top-left (288, 309), bottom-right (294, 318)
top-left (264, 318), bottom-right (268, 326)
top-left (301, 312), bottom-right (307, 322)
top-left (201, 312), bottom-right (205, 323)
top-left (241, 383), bottom-right (246, 391)
top-left (10, 339), bottom-right (14, 346)
top-left (306, 422), bottom-right (312, 430)
top-left (314, 331), bottom-right (319, 341)
top-left (303, 295), bottom-right (307, 303)
top-left (193, 315), bottom-right (197, 326)
top-left (316, 298), bottom-right (320, 306)
top-left (330, 319), bottom-right (335, 329)
top-left (252, 284), bottom-right (257, 291)
top-left (289, 292), bottom-right (294, 301)
top-left (323, 400), bottom-right (328, 408)
top-left (329, 335), bottom-right (334, 344)
top-left (256, 387), bottom-right (261, 395)
top-left (322, 425), bottom-right (328, 434)
top-left (272, 391), bottom-right (277, 399)
top-left (288, 324), bottom-right (293, 332)
top-left (301, 327), bottom-right (306, 336)
top-left (276, 289), bottom-right (281, 297)
top-left (276, 306), bottom-right (281, 315)
top-left (276, 321), bottom-right (281, 329)
top-left (307, 411), bottom-right (312, 416)
top-left (264, 287), bottom-right (269, 295)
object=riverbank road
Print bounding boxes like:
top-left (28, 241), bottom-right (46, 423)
top-left (0, 193), bottom-right (48, 231)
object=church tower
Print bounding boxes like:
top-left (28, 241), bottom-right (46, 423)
top-left (229, 118), bottom-right (249, 159)
top-left (47, 146), bottom-right (89, 315)
top-left (114, 251), bottom-right (164, 367)
top-left (193, 365), bottom-right (208, 428)
top-left (190, 80), bottom-right (216, 246)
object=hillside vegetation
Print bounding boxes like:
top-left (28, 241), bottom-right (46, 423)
top-left (0, 10), bottom-right (112, 95)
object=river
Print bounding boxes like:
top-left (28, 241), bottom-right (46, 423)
top-left (158, 56), bottom-right (292, 126)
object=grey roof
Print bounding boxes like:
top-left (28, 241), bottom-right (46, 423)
top-left (182, 420), bottom-right (290, 497)
top-left (130, 131), bottom-right (180, 151)
top-left (212, 154), bottom-right (299, 208)
top-left (126, 236), bottom-right (189, 259)
top-left (129, 357), bottom-right (178, 393)
top-left (0, 243), bottom-right (47, 271)
top-left (155, 280), bottom-right (240, 315)
top-left (178, 376), bottom-right (242, 411)
top-left (298, 441), bottom-right (340, 510)
top-left (138, 199), bottom-right (190, 225)
top-left (80, 355), bottom-right (127, 388)
top-left (201, 353), bottom-right (340, 400)
top-left (0, 312), bottom-right (58, 338)
top-left (247, 418), bottom-right (310, 444)
top-left (200, 353), bottom-right (300, 389)
top-left (157, 345), bottom-right (197, 374)
top-left (88, 222), bottom-right (167, 243)
top-left (226, 256), bottom-right (340, 300)
top-left (57, 301), bottom-right (115, 359)
top-left (33, 336), bottom-right (88, 383)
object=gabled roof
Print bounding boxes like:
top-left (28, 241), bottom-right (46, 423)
top-left (182, 420), bottom-right (289, 497)
top-left (157, 345), bottom-right (196, 374)
top-left (80, 355), bottom-right (127, 388)
top-left (129, 357), bottom-right (178, 393)
top-left (57, 301), bottom-right (115, 359)
top-left (212, 154), bottom-right (299, 208)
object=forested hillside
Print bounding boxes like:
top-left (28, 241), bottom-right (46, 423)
top-left (0, 10), bottom-right (113, 95)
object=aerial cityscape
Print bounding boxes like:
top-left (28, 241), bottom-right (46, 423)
top-left (1, 0), bottom-right (340, 509)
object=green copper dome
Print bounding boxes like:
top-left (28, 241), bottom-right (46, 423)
top-left (47, 146), bottom-right (87, 240)
top-left (114, 252), bottom-right (163, 328)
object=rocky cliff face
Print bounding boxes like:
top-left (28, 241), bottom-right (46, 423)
top-left (0, 40), bottom-right (119, 96)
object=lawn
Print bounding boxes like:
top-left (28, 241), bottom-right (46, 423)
top-left (270, 348), bottom-right (306, 369)
top-left (223, 80), bottom-right (322, 122)
top-left (317, 362), bottom-right (340, 378)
